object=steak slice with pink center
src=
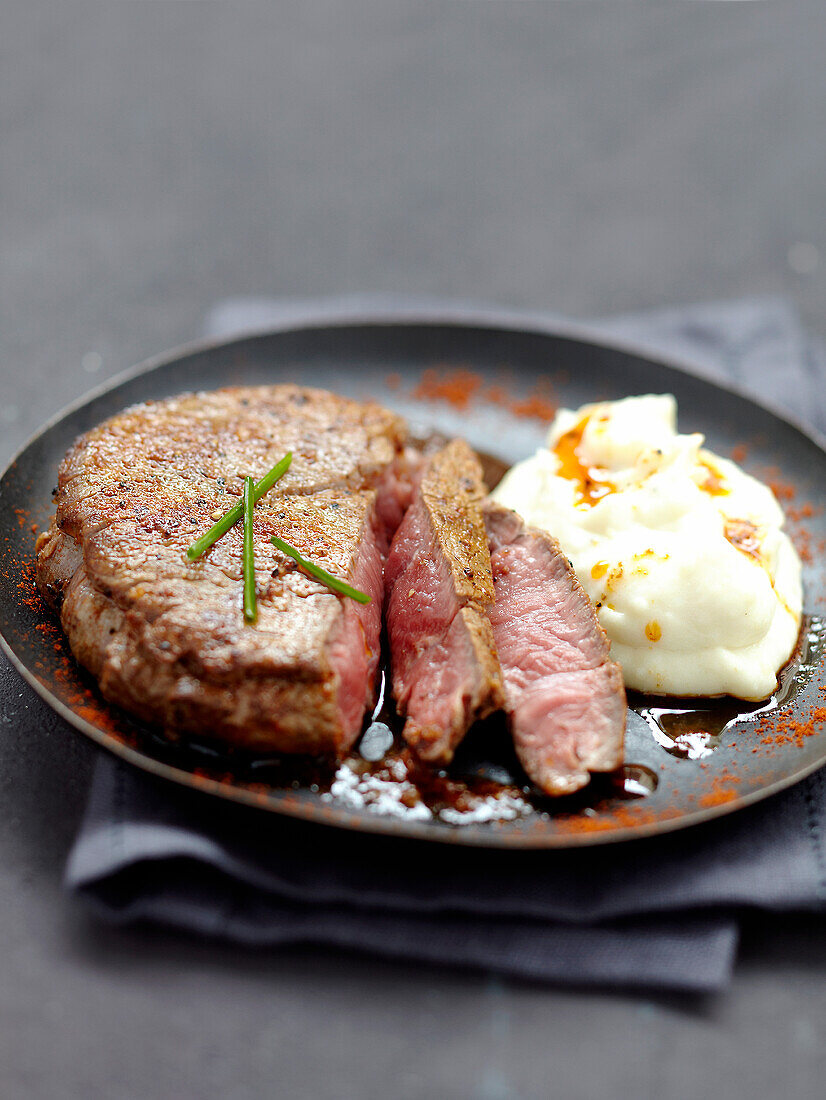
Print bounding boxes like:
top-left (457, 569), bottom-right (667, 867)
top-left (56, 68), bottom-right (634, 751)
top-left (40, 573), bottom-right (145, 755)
top-left (484, 502), bottom-right (625, 795)
top-left (385, 440), bottom-right (504, 763)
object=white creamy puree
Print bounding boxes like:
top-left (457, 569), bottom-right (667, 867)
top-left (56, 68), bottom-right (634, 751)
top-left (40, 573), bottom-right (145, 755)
top-left (491, 394), bottom-right (802, 699)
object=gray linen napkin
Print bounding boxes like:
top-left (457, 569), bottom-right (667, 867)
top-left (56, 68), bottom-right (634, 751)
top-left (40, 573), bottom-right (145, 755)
top-left (66, 296), bottom-right (826, 993)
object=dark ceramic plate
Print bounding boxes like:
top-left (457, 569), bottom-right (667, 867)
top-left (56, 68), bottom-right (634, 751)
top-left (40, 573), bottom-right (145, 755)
top-left (2, 306), bottom-right (825, 847)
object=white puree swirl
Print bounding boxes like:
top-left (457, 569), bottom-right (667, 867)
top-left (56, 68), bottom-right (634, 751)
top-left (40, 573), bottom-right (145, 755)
top-left (491, 394), bottom-right (802, 700)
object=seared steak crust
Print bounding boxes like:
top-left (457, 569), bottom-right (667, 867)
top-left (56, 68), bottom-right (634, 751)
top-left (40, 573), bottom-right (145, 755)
top-left (485, 502), bottom-right (625, 795)
top-left (386, 440), bottom-right (505, 763)
top-left (37, 385), bottom-right (405, 752)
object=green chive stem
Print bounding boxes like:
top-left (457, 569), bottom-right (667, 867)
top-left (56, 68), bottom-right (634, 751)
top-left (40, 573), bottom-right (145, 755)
top-left (186, 452), bottom-right (292, 561)
top-left (242, 476), bottom-right (257, 624)
top-left (270, 535), bottom-right (371, 604)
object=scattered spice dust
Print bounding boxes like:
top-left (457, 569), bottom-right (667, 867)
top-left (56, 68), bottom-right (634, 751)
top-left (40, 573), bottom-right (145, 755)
top-left (17, 561), bottom-right (128, 739)
top-left (412, 366), bottom-right (482, 410)
top-left (755, 706), bottom-right (826, 751)
top-left (762, 466), bottom-right (797, 503)
top-left (794, 528), bottom-right (813, 564)
top-left (741, 462), bottom-right (824, 567)
top-left (553, 802), bottom-right (680, 835)
top-left (698, 778), bottom-right (740, 808)
top-left (407, 366), bottom-right (558, 421)
top-left (787, 502), bottom-right (820, 522)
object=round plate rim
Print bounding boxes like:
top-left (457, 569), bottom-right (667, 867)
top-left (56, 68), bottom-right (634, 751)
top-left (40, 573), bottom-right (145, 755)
top-left (2, 303), bottom-right (825, 849)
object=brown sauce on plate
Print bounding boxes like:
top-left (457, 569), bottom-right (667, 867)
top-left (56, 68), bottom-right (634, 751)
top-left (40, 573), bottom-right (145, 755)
top-left (630, 615), bottom-right (825, 761)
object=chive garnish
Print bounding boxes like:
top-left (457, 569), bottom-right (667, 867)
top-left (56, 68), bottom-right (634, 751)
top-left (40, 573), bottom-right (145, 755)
top-left (186, 452), bottom-right (292, 561)
top-left (242, 476), bottom-right (257, 624)
top-left (270, 535), bottom-right (371, 604)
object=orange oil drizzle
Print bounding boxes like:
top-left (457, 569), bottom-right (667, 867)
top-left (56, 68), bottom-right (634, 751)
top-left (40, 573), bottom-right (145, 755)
top-left (552, 416), bottom-right (615, 507)
top-left (698, 459), bottom-right (729, 496)
top-left (645, 620), bottom-right (662, 642)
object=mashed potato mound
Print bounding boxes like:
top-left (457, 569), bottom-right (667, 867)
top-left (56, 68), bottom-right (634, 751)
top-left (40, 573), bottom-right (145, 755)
top-left (491, 394), bottom-right (802, 700)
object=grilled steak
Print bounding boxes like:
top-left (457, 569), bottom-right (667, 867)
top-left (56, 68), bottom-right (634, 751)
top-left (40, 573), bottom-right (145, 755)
top-left (484, 502), bottom-right (625, 795)
top-left (385, 440), bottom-right (505, 763)
top-left (36, 385), bottom-right (407, 752)
top-left (37, 382), bottom-right (626, 788)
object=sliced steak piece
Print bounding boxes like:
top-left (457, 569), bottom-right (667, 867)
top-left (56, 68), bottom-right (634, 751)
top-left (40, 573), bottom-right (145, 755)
top-left (385, 440), bottom-right (504, 763)
top-left (484, 502), bottom-right (625, 795)
top-left (37, 385), bottom-right (403, 753)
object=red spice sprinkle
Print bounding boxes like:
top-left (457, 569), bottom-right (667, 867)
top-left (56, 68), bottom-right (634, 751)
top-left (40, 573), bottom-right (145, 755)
top-left (484, 384), bottom-right (509, 407)
top-left (787, 502), bottom-right (819, 522)
top-left (796, 532), bottom-right (813, 567)
top-left (754, 704), bottom-right (826, 750)
top-left (699, 779), bottom-right (740, 808)
top-left (412, 367), bottom-right (483, 411)
top-left (406, 367), bottom-right (558, 422)
top-left (508, 392), bottom-right (559, 421)
top-left (769, 479), bottom-right (796, 502)
top-left (553, 802), bottom-right (678, 834)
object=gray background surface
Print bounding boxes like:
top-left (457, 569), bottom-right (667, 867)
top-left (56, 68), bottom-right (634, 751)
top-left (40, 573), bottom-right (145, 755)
top-left (2, 4), bottom-right (826, 1098)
